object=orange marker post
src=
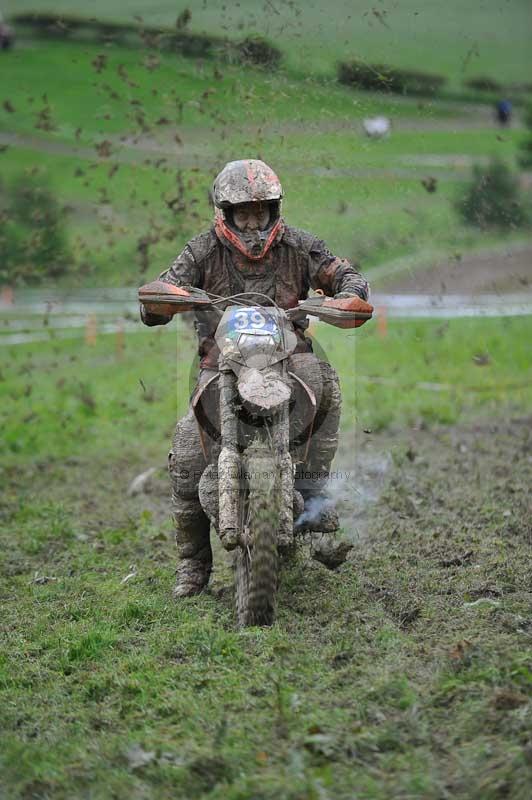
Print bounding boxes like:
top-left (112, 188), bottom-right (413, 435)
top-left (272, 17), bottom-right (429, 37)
top-left (376, 305), bottom-right (388, 339)
top-left (1, 286), bottom-right (14, 306)
top-left (85, 314), bottom-right (97, 346)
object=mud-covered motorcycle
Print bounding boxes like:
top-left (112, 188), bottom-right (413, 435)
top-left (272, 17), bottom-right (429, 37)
top-left (139, 281), bottom-right (372, 626)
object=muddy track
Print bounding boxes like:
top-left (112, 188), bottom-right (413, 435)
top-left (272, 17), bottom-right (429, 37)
top-left (2, 403), bottom-right (531, 796)
top-left (377, 240), bottom-right (532, 294)
top-left (349, 415), bottom-right (532, 580)
top-left (4, 415), bottom-right (530, 581)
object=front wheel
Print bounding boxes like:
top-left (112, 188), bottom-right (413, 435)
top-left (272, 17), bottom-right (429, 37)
top-left (234, 450), bottom-right (280, 627)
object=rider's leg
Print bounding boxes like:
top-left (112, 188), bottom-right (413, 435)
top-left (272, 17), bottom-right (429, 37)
top-left (288, 353), bottom-right (352, 568)
top-left (169, 407), bottom-right (212, 597)
top-left (289, 353), bottom-right (341, 524)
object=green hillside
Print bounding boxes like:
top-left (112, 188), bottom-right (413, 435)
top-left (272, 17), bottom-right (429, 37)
top-left (1, 37), bottom-right (528, 288)
top-left (4, 0), bottom-right (532, 86)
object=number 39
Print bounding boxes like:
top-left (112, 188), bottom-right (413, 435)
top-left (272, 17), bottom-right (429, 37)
top-left (234, 310), bottom-right (266, 329)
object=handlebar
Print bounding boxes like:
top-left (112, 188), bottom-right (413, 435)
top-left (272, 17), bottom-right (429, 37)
top-left (138, 281), bottom-right (373, 329)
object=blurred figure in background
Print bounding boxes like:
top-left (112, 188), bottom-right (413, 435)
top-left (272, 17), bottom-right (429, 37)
top-left (495, 99), bottom-right (512, 127)
top-left (0, 12), bottom-right (14, 50)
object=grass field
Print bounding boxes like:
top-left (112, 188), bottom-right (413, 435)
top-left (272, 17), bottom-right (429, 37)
top-left (1, 18), bottom-right (532, 798)
top-left (4, 0), bottom-right (532, 86)
top-left (3, 315), bottom-right (532, 462)
top-left (1, 317), bottom-right (532, 799)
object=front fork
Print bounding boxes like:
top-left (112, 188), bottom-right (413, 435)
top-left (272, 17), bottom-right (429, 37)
top-left (274, 395), bottom-right (294, 547)
top-left (217, 364), bottom-right (294, 548)
top-left (218, 367), bottom-right (241, 549)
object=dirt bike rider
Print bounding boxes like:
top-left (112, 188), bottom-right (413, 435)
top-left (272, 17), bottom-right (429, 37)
top-left (140, 159), bottom-right (371, 597)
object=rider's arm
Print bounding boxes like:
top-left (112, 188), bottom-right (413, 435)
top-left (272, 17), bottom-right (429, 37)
top-left (140, 244), bottom-right (202, 327)
top-left (307, 237), bottom-right (370, 300)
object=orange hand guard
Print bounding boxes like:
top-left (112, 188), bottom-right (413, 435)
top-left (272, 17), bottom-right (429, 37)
top-left (322, 295), bottom-right (374, 328)
top-left (138, 280), bottom-right (193, 315)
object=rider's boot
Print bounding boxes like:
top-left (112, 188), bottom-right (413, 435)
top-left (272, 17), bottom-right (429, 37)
top-left (295, 493), bottom-right (340, 533)
top-left (172, 500), bottom-right (212, 598)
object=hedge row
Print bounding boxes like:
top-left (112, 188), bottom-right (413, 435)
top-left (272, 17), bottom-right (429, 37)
top-left (338, 60), bottom-right (446, 96)
top-left (10, 12), bottom-right (282, 68)
top-left (464, 75), bottom-right (532, 95)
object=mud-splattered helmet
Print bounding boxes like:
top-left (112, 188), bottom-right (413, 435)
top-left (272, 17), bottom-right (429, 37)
top-left (212, 159), bottom-right (283, 260)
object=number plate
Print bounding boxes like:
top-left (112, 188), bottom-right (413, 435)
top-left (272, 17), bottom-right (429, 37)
top-left (223, 307), bottom-right (281, 340)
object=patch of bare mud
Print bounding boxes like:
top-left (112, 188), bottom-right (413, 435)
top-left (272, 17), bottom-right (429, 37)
top-left (335, 415), bottom-right (532, 579)
top-left (364, 415), bottom-right (532, 551)
top-left (377, 241), bottom-right (532, 294)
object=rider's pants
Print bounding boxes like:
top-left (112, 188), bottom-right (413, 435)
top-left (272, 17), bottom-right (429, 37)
top-left (168, 353), bottom-right (342, 566)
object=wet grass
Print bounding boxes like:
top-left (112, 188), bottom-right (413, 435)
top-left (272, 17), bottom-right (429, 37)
top-left (1, 318), bottom-right (531, 798)
top-left (1, 13), bottom-right (531, 799)
top-left (2, 315), bottom-right (532, 464)
top-left (328, 314), bottom-right (532, 432)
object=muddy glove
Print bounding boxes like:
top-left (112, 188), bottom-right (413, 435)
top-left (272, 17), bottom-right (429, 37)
top-left (139, 303), bottom-right (172, 327)
top-left (138, 282), bottom-right (206, 325)
top-left (325, 293), bottom-right (374, 328)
